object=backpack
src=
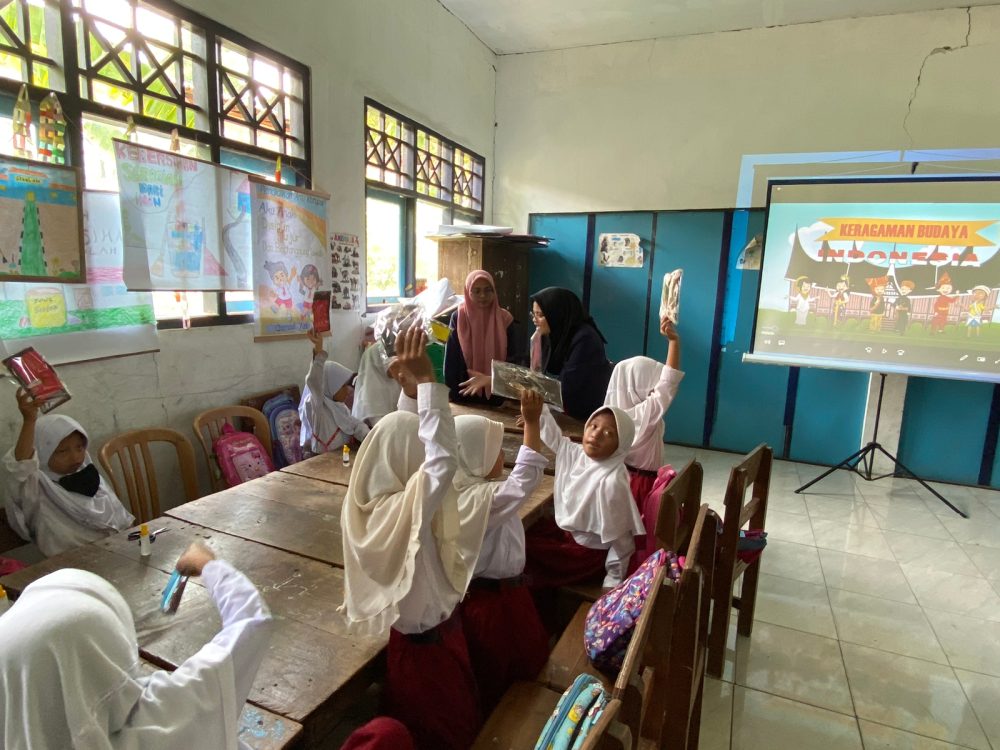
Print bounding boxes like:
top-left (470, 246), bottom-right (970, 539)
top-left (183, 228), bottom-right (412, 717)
top-left (583, 548), bottom-right (681, 676)
top-left (261, 393), bottom-right (302, 468)
top-left (534, 673), bottom-right (610, 750)
top-left (213, 423), bottom-right (274, 487)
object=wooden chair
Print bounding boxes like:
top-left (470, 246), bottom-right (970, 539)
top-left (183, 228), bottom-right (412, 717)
top-left (652, 459), bottom-right (704, 555)
top-left (193, 406), bottom-right (274, 492)
top-left (473, 567), bottom-right (668, 750)
top-left (99, 428), bottom-right (199, 524)
top-left (706, 443), bottom-right (773, 678)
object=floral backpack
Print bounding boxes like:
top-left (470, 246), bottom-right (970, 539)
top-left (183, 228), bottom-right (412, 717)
top-left (583, 548), bottom-right (682, 675)
top-left (213, 423), bottom-right (274, 487)
top-left (534, 673), bottom-right (610, 750)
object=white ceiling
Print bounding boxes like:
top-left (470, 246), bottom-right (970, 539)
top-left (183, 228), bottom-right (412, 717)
top-left (439, 0), bottom-right (999, 55)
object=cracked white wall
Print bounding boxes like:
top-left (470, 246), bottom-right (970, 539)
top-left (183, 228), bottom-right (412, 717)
top-left (0, 0), bottom-right (497, 510)
top-left (493, 6), bottom-right (1000, 226)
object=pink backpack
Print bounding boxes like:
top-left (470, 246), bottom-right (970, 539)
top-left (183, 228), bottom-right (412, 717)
top-left (583, 548), bottom-right (682, 675)
top-left (213, 423), bottom-right (274, 487)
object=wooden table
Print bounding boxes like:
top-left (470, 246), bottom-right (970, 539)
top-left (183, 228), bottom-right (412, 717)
top-left (450, 400), bottom-right (585, 441)
top-left (281, 452), bottom-right (353, 486)
top-left (1, 523), bottom-right (384, 748)
top-left (501, 432), bottom-right (556, 475)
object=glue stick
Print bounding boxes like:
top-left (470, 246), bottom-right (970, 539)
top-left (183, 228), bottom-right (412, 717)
top-left (342, 444), bottom-right (350, 467)
top-left (139, 524), bottom-right (151, 557)
top-left (0, 584), bottom-right (10, 614)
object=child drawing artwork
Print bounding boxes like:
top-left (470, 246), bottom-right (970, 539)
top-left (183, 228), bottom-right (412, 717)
top-left (263, 259), bottom-right (297, 316)
top-left (966, 284), bottom-right (989, 337)
top-left (791, 276), bottom-right (813, 325)
top-left (298, 263), bottom-right (321, 317)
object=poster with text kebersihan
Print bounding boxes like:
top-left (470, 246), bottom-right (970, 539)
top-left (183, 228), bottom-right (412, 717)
top-left (747, 178), bottom-right (1000, 383)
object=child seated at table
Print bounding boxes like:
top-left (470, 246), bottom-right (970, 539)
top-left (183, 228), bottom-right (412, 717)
top-left (0, 541), bottom-right (273, 748)
top-left (524, 403), bottom-right (644, 589)
top-left (300, 328), bottom-right (370, 453)
top-left (454, 389), bottom-right (550, 712)
top-left (340, 327), bottom-right (492, 750)
top-left (2, 389), bottom-right (133, 557)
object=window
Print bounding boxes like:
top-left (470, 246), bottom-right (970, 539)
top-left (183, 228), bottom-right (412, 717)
top-left (364, 99), bottom-right (484, 304)
top-left (0, 0), bottom-right (312, 327)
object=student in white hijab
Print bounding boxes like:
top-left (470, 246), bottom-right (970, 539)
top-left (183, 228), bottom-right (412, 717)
top-left (351, 342), bottom-right (402, 427)
top-left (300, 328), bottom-right (370, 453)
top-left (453, 389), bottom-right (551, 711)
top-left (525, 402), bottom-right (644, 588)
top-left (340, 327), bottom-right (491, 750)
top-left (0, 541), bottom-right (272, 749)
top-left (2, 390), bottom-right (133, 557)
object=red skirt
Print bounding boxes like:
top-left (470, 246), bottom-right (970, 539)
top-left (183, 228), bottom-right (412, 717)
top-left (460, 582), bottom-right (550, 712)
top-left (523, 516), bottom-right (608, 589)
top-left (627, 466), bottom-right (658, 575)
top-left (340, 717), bottom-right (415, 750)
top-left (385, 612), bottom-right (482, 750)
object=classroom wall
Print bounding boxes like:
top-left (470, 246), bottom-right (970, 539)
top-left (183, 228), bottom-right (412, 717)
top-left (0, 0), bottom-right (498, 507)
top-left (493, 6), bottom-right (1000, 224)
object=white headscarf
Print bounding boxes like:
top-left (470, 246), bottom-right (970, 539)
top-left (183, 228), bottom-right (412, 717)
top-left (604, 356), bottom-right (666, 470)
top-left (453, 415), bottom-right (504, 483)
top-left (300, 359), bottom-right (355, 448)
top-left (0, 569), bottom-right (239, 749)
top-left (339, 411), bottom-right (491, 636)
top-left (554, 405), bottom-right (644, 544)
top-left (3, 415), bottom-right (133, 552)
top-left (351, 344), bottom-right (401, 426)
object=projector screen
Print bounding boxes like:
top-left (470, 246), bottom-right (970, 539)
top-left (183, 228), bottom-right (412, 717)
top-left (746, 177), bottom-right (1000, 383)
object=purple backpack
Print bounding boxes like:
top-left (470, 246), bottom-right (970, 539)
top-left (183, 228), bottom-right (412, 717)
top-left (583, 548), bottom-right (682, 675)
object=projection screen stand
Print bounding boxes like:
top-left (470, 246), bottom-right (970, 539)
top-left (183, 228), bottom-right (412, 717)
top-left (795, 372), bottom-right (968, 518)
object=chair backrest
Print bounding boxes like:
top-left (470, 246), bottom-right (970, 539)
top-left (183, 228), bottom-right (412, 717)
top-left (653, 459), bottom-right (703, 554)
top-left (99, 428), bottom-right (199, 523)
top-left (576, 698), bottom-right (630, 750)
top-left (192, 406), bottom-right (273, 492)
top-left (718, 443), bottom-right (772, 581)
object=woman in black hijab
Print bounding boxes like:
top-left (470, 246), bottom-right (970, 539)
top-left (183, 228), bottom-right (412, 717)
top-left (530, 287), bottom-right (613, 420)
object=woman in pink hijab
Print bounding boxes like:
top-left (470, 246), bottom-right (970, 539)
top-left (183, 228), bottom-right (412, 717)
top-left (444, 270), bottom-right (526, 405)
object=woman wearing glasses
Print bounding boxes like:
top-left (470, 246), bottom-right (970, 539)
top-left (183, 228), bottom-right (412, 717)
top-left (529, 287), bottom-right (614, 421)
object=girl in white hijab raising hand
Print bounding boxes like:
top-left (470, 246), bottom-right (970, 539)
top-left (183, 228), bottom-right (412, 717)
top-left (453, 389), bottom-right (551, 712)
top-left (0, 541), bottom-right (273, 749)
top-left (2, 389), bottom-right (133, 557)
top-left (524, 401), bottom-right (644, 590)
top-left (299, 328), bottom-right (370, 454)
top-left (339, 327), bottom-right (492, 750)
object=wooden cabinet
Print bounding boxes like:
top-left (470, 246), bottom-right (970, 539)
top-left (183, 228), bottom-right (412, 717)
top-left (437, 236), bottom-right (536, 326)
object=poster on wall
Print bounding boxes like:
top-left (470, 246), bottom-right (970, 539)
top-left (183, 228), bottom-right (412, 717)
top-left (0, 155), bottom-right (85, 283)
top-left (329, 232), bottom-right (361, 312)
top-left (0, 191), bottom-right (158, 364)
top-left (114, 140), bottom-right (252, 291)
top-left (250, 176), bottom-right (330, 340)
top-left (598, 233), bottom-right (644, 268)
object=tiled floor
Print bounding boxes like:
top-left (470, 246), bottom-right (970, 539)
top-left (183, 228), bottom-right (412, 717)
top-left (662, 445), bottom-right (1000, 750)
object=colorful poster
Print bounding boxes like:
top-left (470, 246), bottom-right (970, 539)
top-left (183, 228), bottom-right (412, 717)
top-left (114, 140), bottom-right (252, 291)
top-left (0, 155), bottom-right (84, 283)
top-left (0, 191), bottom-right (157, 364)
top-left (329, 232), bottom-right (361, 312)
top-left (597, 233), bottom-right (644, 268)
top-left (250, 177), bottom-right (329, 340)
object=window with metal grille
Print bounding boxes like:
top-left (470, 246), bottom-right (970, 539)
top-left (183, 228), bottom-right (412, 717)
top-left (0, 0), bottom-right (63, 89)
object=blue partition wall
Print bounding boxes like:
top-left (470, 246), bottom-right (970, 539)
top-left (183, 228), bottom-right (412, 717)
top-left (528, 214), bottom-right (588, 300)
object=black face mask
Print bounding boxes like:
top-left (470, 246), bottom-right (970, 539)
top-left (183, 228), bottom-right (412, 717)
top-left (58, 463), bottom-right (100, 497)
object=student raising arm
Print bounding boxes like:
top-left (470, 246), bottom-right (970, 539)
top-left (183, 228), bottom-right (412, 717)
top-left (299, 328), bottom-right (370, 454)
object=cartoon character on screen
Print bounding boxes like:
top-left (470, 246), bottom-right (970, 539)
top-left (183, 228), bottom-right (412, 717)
top-left (298, 264), bottom-right (321, 318)
top-left (966, 285), bottom-right (990, 337)
top-left (895, 280), bottom-right (915, 335)
top-left (264, 259), bottom-right (297, 317)
top-left (790, 276), bottom-right (813, 326)
top-left (830, 275), bottom-right (850, 326)
top-left (930, 273), bottom-right (957, 334)
top-left (866, 276), bottom-right (888, 332)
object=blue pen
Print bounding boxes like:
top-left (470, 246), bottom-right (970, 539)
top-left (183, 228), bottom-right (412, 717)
top-left (160, 570), bottom-right (189, 615)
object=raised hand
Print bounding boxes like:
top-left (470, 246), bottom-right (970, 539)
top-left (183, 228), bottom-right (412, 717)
top-left (394, 326), bottom-right (434, 385)
top-left (520, 388), bottom-right (543, 424)
top-left (307, 328), bottom-right (325, 355)
top-left (175, 542), bottom-right (216, 577)
top-left (15, 388), bottom-right (39, 423)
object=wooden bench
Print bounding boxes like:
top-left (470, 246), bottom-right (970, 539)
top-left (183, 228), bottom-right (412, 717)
top-left (706, 443), bottom-right (772, 678)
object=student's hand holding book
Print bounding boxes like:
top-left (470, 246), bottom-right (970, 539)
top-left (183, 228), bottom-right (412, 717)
top-left (15, 388), bottom-right (39, 424)
top-left (519, 389), bottom-right (543, 453)
top-left (307, 328), bottom-right (325, 356)
top-left (175, 542), bottom-right (216, 577)
top-left (394, 327), bottom-right (435, 385)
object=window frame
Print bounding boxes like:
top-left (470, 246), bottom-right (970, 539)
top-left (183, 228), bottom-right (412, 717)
top-left (364, 98), bottom-right (485, 309)
top-left (0, 0), bottom-right (313, 329)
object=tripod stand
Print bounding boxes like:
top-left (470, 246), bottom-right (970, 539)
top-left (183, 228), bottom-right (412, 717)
top-left (796, 372), bottom-right (968, 518)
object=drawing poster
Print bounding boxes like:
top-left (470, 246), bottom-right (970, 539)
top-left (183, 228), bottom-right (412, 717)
top-left (598, 233), bottom-right (644, 268)
top-left (0, 155), bottom-right (84, 283)
top-left (0, 191), bottom-right (157, 364)
top-left (114, 140), bottom-right (252, 291)
top-left (250, 177), bottom-right (330, 340)
top-left (329, 232), bottom-right (361, 312)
